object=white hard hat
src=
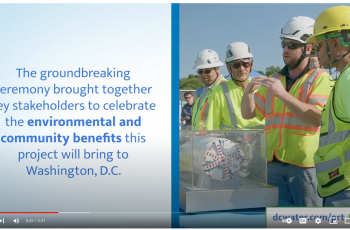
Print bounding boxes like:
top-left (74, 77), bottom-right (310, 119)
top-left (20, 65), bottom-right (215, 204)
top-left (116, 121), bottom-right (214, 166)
top-left (280, 16), bottom-right (315, 43)
top-left (193, 49), bottom-right (224, 69)
top-left (225, 42), bottom-right (253, 63)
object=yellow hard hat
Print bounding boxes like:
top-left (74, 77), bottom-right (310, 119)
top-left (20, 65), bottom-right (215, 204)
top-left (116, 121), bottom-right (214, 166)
top-left (307, 5), bottom-right (350, 43)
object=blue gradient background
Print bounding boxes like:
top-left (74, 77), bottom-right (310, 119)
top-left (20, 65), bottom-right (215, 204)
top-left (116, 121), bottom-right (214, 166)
top-left (0, 4), bottom-right (171, 227)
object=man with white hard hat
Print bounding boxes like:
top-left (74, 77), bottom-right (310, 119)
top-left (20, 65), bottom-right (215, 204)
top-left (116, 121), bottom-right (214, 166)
top-left (206, 42), bottom-right (264, 129)
top-left (241, 16), bottom-right (334, 206)
top-left (191, 49), bottom-right (227, 130)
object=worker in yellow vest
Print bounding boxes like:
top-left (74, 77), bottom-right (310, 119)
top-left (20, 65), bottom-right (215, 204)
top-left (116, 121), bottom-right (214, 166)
top-left (206, 42), bottom-right (264, 129)
top-left (191, 49), bottom-right (227, 130)
top-left (241, 16), bottom-right (334, 206)
top-left (306, 5), bottom-right (350, 206)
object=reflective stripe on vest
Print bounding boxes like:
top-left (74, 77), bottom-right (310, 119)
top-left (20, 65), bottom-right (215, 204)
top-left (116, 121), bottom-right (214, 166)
top-left (265, 73), bottom-right (280, 113)
top-left (271, 73), bottom-right (280, 79)
top-left (319, 103), bottom-right (350, 147)
top-left (220, 124), bottom-right (232, 129)
top-left (247, 125), bottom-right (265, 129)
top-left (315, 156), bottom-right (342, 174)
top-left (254, 93), bottom-right (266, 112)
top-left (308, 95), bottom-right (329, 105)
top-left (200, 99), bottom-right (210, 131)
top-left (266, 116), bottom-right (319, 130)
top-left (266, 116), bottom-right (282, 127)
top-left (221, 123), bottom-right (264, 129)
top-left (266, 94), bottom-right (272, 114)
top-left (315, 151), bottom-right (350, 174)
top-left (299, 68), bottom-right (325, 103)
top-left (218, 79), bottom-right (226, 85)
top-left (220, 83), bottom-right (238, 127)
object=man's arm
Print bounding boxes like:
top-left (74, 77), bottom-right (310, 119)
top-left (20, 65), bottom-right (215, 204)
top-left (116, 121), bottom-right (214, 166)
top-left (241, 90), bottom-right (257, 119)
top-left (261, 77), bottom-right (321, 127)
top-left (280, 92), bottom-right (321, 127)
top-left (241, 76), bottom-right (268, 119)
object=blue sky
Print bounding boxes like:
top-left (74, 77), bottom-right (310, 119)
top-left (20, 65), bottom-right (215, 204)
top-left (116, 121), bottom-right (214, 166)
top-left (180, 3), bottom-right (349, 79)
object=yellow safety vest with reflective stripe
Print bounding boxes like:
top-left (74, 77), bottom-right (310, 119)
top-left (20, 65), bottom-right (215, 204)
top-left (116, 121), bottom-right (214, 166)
top-left (254, 68), bottom-right (334, 167)
top-left (315, 63), bottom-right (350, 197)
top-left (192, 77), bottom-right (227, 130)
top-left (206, 79), bottom-right (264, 130)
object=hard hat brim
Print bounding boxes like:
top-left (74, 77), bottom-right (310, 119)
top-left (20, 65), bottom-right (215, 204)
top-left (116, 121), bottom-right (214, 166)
top-left (280, 35), bottom-right (305, 43)
top-left (193, 61), bottom-right (224, 69)
top-left (307, 26), bottom-right (350, 43)
top-left (306, 35), bottom-right (316, 43)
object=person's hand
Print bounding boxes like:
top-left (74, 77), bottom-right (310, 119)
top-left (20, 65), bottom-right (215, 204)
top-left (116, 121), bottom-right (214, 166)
top-left (261, 78), bottom-right (286, 99)
top-left (185, 116), bottom-right (191, 120)
top-left (246, 76), bottom-right (268, 93)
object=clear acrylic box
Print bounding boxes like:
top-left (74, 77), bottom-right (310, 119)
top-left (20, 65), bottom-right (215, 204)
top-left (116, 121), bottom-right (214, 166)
top-left (179, 129), bottom-right (278, 212)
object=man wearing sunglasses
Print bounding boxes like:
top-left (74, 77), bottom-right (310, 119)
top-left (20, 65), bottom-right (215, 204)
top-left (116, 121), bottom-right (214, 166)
top-left (241, 16), bottom-right (334, 207)
top-left (204, 42), bottom-right (264, 129)
top-left (191, 49), bottom-right (227, 130)
top-left (306, 5), bottom-right (350, 207)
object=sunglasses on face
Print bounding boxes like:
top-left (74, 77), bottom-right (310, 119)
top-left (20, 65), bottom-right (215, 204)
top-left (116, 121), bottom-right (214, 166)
top-left (230, 62), bottom-right (251, 69)
top-left (313, 39), bottom-right (326, 52)
top-left (281, 41), bottom-right (304, 50)
top-left (197, 68), bottom-right (215, 75)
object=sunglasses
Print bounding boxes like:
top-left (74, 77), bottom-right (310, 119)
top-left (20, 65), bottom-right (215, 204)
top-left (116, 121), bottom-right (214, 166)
top-left (313, 39), bottom-right (326, 52)
top-left (281, 41), bottom-right (304, 50)
top-left (197, 68), bottom-right (215, 74)
top-left (230, 62), bottom-right (251, 69)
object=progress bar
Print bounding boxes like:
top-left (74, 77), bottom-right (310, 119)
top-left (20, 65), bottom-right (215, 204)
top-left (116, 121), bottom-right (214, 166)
top-left (0, 212), bottom-right (58, 214)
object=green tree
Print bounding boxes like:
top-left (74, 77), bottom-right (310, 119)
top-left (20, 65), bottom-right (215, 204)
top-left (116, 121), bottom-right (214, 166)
top-left (265, 66), bottom-right (282, 76)
top-left (179, 77), bottom-right (204, 90)
top-left (188, 74), bottom-right (200, 79)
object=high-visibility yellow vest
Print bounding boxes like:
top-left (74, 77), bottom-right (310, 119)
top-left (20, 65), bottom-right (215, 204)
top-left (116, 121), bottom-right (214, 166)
top-left (206, 79), bottom-right (264, 130)
top-left (192, 77), bottom-right (227, 130)
top-left (315, 63), bottom-right (350, 197)
top-left (254, 68), bottom-right (334, 167)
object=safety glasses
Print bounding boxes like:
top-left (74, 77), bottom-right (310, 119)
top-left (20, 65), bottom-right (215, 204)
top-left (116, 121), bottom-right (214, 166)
top-left (231, 62), bottom-right (251, 69)
top-left (197, 68), bottom-right (215, 74)
top-left (281, 41), bottom-right (304, 50)
top-left (227, 58), bottom-right (251, 69)
top-left (313, 39), bottom-right (326, 52)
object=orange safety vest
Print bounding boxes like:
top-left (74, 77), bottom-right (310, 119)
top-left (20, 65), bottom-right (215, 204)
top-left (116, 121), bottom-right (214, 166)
top-left (254, 68), bottom-right (334, 167)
